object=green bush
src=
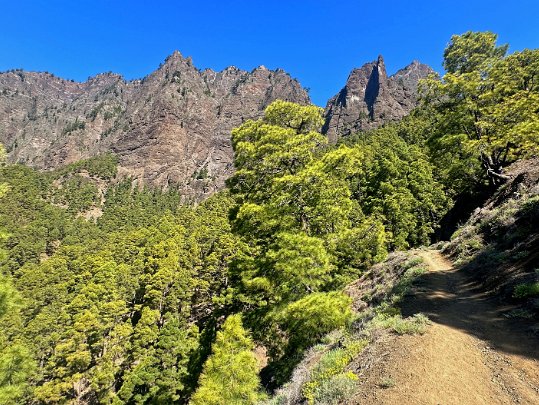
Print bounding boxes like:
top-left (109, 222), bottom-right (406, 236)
top-left (302, 338), bottom-right (366, 404)
top-left (370, 312), bottom-right (430, 335)
top-left (274, 292), bottom-right (353, 353)
top-left (403, 257), bottom-right (424, 269)
top-left (311, 372), bottom-right (359, 405)
top-left (379, 377), bottom-right (396, 388)
top-left (390, 257), bottom-right (427, 303)
top-left (513, 282), bottom-right (539, 299)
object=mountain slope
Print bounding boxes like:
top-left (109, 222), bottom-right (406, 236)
top-left (0, 52), bottom-right (309, 199)
top-left (1, 54), bottom-right (432, 199)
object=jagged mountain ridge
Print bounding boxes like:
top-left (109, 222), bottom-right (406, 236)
top-left (0, 51), bottom-right (309, 199)
top-left (0, 52), bottom-right (430, 197)
top-left (323, 55), bottom-right (434, 142)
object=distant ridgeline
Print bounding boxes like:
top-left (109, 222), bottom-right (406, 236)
top-left (0, 31), bottom-right (538, 404)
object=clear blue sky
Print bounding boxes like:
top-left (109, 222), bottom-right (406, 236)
top-left (1, 1), bottom-right (538, 106)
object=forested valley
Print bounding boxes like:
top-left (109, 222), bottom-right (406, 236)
top-left (1, 31), bottom-right (538, 404)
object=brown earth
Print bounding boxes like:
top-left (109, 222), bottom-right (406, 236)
top-left (351, 250), bottom-right (539, 404)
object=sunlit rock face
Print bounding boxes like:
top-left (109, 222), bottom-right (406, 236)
top-left (323, 56), bottom-right (434, 143)
top-left (0, 51), bottom-right (310, 199)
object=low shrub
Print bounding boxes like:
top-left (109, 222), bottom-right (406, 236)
top-left (513, 282), bottom-right (539, 299)
top-left (392, 265), bottom-right (427, 299)
top-left (379, 377), bottom-right (396, 388)
top-left (311, 372), bottom-right (359, 405)
top-left (370, 312), bottom-right (430, 335)
top-left (302, 338), bottom-right (366, 404)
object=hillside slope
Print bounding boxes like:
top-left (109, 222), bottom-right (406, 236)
top-left (352, 249), bottom-right (538, 404)
top-left (354, 159), bottom-right (539, 404)
top-left (443, 158), bottom-right (539, 308)
top-left (267, 158), bottom-right (539, 404)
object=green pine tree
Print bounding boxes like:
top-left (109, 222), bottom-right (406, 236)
top-left (424, 31), bottom-right (539, 189)
top-left (190, 314), bottom-right (263, 405)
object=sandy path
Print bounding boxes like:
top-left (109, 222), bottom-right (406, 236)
top-left (352, 250), bottom-right (539, 405)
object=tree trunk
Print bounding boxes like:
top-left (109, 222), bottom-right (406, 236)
top-left (481, 151), bottom-right (511, 187)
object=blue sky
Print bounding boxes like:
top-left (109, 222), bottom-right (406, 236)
top-left (1, 1), bottom-right (538, 106)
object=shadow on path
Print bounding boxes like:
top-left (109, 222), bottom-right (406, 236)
top-left (400, 251), bottom-right (539, 361)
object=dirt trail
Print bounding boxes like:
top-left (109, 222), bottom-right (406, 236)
top-left (352, 250), bottom-right (539, 405)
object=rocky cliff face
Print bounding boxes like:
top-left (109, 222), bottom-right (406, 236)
top-left (0, 52), bottom-right (431, 198)
top-left (322, 56), bottom-right (434, 142)
top-left (0, 51), bottom-right (309, 199)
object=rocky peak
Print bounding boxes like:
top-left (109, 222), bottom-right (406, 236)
top-left (0, 51), bottom-right (310, 200)
top-left (323, 56), bottom-right (433, 142)
top-left (0, 51), bottom-right (432, 200)
top-left (86, 73), bottom-right (124, 88)
top-left (162, 50), bottom-right (192, 67)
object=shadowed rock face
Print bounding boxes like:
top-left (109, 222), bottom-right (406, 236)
top-left (0, 51), bottom-right (309, 199)
top-left (323, 56), bottom-right (434, 143)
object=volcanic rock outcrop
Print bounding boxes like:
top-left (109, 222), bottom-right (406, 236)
top-left (0, 52), bottom-right (432, 198)
top-left (0, 51), bottom-right (309, 199)
top-left (322, 55), bottom-right (434, 142)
